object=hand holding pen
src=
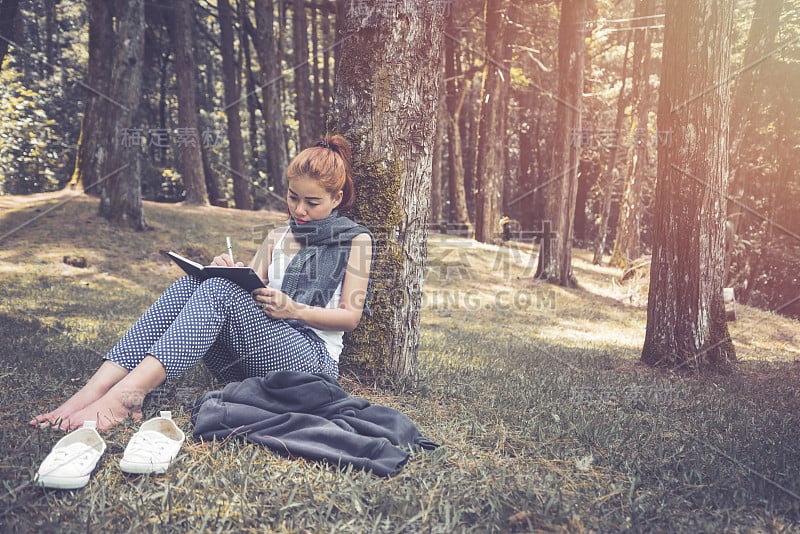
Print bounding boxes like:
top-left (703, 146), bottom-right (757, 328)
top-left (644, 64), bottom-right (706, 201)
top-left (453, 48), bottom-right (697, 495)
top-left (211, 236), bottom-right (243, 267)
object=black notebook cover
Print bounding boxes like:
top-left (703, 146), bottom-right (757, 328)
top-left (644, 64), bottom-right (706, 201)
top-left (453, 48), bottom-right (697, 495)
top-left (163, 251), bottom-right (266, 293)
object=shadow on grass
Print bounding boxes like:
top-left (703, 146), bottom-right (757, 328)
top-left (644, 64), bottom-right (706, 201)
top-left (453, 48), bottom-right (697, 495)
top-left (1, 195), bottom-right (798, 532)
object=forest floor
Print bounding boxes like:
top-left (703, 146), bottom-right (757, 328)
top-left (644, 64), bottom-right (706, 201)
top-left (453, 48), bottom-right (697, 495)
top-left (1, 191), bottom-right (799, 533)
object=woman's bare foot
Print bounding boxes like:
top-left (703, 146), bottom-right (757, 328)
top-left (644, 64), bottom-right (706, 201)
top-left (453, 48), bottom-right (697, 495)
top-left (29, 361), bottom-right (130, 428)
top-left (30, 384), bottom-right (108, 428)
top-left (57, 387), bottom-right (146, 431)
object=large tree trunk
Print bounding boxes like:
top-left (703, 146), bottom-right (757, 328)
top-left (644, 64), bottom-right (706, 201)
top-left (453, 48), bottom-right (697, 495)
top-left (253, 0), bottom-right (289, 197)
top-left (610, 0), bottom-right (655, 269)
top-left (219, 0), bottom-right (252, 210)
top-left (642, 0), bottom-right (736, 371)
top-left (69, 0), bottom-right (113, 195)
top-left (535, 0), bottom-right (586, 287)
top-left (97, 0), bottom-right (146, 230)
top-left (332, 0), bottom-right (447, 382)
top-left (172, 0), bottom-right (208, 205)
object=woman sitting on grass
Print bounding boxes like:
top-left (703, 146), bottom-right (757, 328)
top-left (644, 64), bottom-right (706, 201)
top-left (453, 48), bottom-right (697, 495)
top-left (31, 134), bottom-right (373, 432)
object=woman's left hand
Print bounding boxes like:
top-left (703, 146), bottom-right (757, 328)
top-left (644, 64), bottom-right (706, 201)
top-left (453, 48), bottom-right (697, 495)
top-left (252, 287), bottom-right (298, 320)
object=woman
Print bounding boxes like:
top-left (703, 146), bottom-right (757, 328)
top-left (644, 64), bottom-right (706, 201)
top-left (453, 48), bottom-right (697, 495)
top-left (31, 135), bottom-right (373, 431)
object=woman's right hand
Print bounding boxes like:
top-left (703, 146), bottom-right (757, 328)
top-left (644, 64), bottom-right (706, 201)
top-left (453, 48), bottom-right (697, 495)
top-left (210, 254), bottom-right (243, 267)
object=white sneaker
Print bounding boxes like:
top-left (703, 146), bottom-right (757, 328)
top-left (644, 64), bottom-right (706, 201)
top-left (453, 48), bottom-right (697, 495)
top-left (35, 421), bottom-right (107, 490)
top-left (120, 411), bottom-right (185, 474)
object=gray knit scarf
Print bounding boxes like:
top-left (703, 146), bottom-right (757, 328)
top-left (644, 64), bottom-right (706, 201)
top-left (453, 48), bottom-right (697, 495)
top-left (281, 211), bottom-right (373, 313)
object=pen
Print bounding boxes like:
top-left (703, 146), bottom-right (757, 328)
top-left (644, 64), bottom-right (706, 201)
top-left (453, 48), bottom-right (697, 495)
top-left (226, 236), bottom-right (234, 264)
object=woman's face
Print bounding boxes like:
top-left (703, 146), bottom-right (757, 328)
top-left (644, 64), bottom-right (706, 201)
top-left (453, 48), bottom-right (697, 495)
top-left (287, 175), bottom-right (343, 224)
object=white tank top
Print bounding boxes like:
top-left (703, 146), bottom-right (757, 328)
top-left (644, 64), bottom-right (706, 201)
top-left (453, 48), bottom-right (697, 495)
top-left (268, 227), bottom-right (344, 361)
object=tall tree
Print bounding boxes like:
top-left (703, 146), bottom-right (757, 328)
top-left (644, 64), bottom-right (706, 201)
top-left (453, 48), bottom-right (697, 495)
top-left (252, 0), bottom-right (289, 196)
top-left (443, 16), bottom-right (470, 228)
top-left (97, 0), bottom-right (146, 229)
top-left (218, 0), bottom-right (252, 209)
top-left (642, 0), bottom-right (736, 370)
top-left (292, 0), bottom-right (313, 148)
top-left (535, 0), bottom-right (587, 287)
top-left (68, 0), bottom-right (113, 195)
top-left (592, 33), bottom-right (631, 265)
top-left (727, 0), bottom-right (784, 270)
top-left (609, 0), bottom-right (656, 268)
top-left (332, 0), bottom-right (447, 381)
top-left (172, 0), bottom-right (209, 205)
top-left (473, 0), bottom-right (510, 242)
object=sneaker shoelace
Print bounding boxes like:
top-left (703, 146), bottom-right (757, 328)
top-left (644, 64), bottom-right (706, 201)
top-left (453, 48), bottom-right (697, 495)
top-left (43, 443), bottom-right (97, 473)
top-left (125, 431), bottom-right (173, 459)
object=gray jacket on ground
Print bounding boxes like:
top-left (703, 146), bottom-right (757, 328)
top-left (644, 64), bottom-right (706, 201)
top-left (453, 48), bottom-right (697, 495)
top-left (191, 371), bottom-right (439, 477)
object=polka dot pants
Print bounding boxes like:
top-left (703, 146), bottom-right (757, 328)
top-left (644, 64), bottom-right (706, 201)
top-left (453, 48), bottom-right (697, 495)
top-left (103, 276), bottom-right (338, 382)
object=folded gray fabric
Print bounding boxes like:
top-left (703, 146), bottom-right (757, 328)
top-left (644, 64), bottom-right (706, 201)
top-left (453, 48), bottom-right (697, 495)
top-left (191, 371), bottom-right (438, 477)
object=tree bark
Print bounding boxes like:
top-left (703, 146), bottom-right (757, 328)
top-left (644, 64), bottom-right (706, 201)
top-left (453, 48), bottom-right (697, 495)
top-left (97, 0), bottom-right (146, 230)
top-left (253, 0), bottom-right (289, 197)
top-left (474, 0), bottom-right (509, 243)
top-left (610, 0), bottom-right (655, 268)
top-left (444, 14), bottom-right (470, 227)
top-left (292, 0), bottom-right (314, 148)
top-left (332, 0), bottom-right (447, 382)
top-left (69, 0), bottom-right (113, 195)
top-left (726, 0), bottom-right (784, 274)
top-left (219, 0), bottom-right (252, 210)
top-left (172, 0), bottom-right (209, 205)
top-left (431, 76), bottom-right (445, 224)
top-left (240, 3), bottom-right (263, 194)
top-left (592, 33), bottom-right (630, 265)
top-left (535, 0), bottom-right (586, 287)
top-left (642, 0), bottom-right (736, 371)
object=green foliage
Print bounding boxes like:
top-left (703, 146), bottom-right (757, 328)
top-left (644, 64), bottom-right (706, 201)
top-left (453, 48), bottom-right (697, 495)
top-left (0, 67), bottom-right (65, 194)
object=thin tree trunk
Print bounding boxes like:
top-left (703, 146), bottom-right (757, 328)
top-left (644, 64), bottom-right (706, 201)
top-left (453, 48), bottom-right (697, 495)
top-left (447, 83), bottom-right (470, 226)
top-left (474, 0), bottom-right (509, 243)
top-left (610, 0), bottom-right (655, 268)
top-left (292, 0), bottom-right (313, 148)
top-left (172, 0), bottom-right (208, 205)
top-left (727, 0), bottom-right (784, 275)
top-left (592, 33), bottom-right (631, 264)
top-left (240, 1), bottom-right (262, 192)
top-left (516, 87), bottom-right (535, 227)
top-left (431, 73), bottom-right (445, 225)
top-left (219, 0), bottom-right (252, 210)
top-left (321, 6), bottom-right (332, 125)
top-left (98, 0), bottom-right (146, 230)
top-left (535, 0), bottom-right (586, 287)
top-left (253, 0), bottom-right (289, 197)
top-left (642, 0), bottom-right (736, 371)
top-left (69, 0), bottom-right (113, 195)
top-left (444, 14), bottom-right (470, 227)
top-left (332, 0), bottom-right (448, 382)
top-left (310, 2), bottom-right (322, 135)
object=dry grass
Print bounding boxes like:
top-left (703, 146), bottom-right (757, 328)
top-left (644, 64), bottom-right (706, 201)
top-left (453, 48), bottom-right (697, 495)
top-left (1, 192), bottom-right (799, 533)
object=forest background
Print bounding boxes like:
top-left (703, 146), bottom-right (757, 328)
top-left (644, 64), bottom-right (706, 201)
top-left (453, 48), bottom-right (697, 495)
top-left (0, 0), bottom-right (797, 323)
top-left (1, 1), bottom-right (800, 531)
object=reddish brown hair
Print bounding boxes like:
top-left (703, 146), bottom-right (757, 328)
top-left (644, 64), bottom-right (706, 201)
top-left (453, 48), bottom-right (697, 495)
top-left (287, 134), bottom-right (355, 212)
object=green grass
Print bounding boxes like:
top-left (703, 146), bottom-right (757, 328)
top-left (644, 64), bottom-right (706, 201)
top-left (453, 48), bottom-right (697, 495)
top-left (1, 192), bottom-right (799, 532)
